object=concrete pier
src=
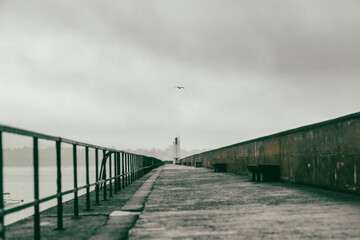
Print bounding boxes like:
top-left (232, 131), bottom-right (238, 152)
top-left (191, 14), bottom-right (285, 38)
top-left (129, 165), bottom-right (360, 239)
top-left (6, 165), bottom-right (360, 239)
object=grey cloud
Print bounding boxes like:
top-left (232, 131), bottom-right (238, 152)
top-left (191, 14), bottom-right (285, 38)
top-left (1, 0), bottom-right (360, 151)
top-left (88, 1), bottom-right (360, 79)
top-left (3, 0), bottom-right (360, 80)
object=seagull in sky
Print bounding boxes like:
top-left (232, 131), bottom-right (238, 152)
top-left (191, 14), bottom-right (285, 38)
top-left (175, 86), bottom-right (185, 89)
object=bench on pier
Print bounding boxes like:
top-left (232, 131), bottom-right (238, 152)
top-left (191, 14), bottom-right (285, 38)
top-left (195, 162), bottom-right (203, 168)
top-left (212, 163), bottom-right (227, 172)
top-left (187, 162), bottom-right (192, 166)
top-left (247, 164), bottom-right (280, 182)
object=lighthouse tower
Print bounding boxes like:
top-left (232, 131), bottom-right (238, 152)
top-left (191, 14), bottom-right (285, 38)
top-left (173, 137), bottom-right (180, 165)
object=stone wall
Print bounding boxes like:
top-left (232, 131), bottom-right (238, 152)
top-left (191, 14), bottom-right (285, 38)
top-left (180, 112), bottom-right (360, 193)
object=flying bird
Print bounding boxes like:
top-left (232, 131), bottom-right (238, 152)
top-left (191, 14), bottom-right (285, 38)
top-left (175, 86), bottom-right (185, 89)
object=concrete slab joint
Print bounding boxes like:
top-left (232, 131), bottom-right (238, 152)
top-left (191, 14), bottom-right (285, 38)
top-left (90, 167), bottom-right (163, 240)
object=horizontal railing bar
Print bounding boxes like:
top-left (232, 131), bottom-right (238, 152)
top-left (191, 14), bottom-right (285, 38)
top-left (2, 201), bottom-right (36, 216)
top-left (3, 192), bottom-right (66, 216)
top-left (38, 193), bottom-right (60, 204)
top-left (77, 182), bottom-right (97, 190)
top-left (61, 138), bottom-right (122, 152)
top-left (61, 138), bottom-right (100, 149)
top-left (77, 186), bottom-right (87, 191)
top-left (0, 125), bottom-right (60, 142)
top-left (107, 176), bottom-right (120, 181)
top-left (1, 184), bottom-right (98, 217)
top-left (62, 189), bottom-right (75, 196)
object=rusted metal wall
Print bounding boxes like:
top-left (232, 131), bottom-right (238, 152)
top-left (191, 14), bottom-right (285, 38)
top-left (180, 112), bottom-right (360, 193)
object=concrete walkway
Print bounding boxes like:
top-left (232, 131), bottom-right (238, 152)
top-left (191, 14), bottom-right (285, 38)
top-left (129, 165), bottom-right (360, 239)
top-left (5, 165), bottom-right (360, 239)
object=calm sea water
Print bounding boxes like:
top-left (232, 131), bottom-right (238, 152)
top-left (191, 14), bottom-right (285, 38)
top-left (3, 166), bottom-right (96, 225)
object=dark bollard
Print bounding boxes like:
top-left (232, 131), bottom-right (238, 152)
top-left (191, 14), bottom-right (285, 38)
top-left (212, 163), bottom-right (227, 172)
top-left (195, 162), bottom-right (203, 167)
top-left (247, 164), bottom-right (280, 182)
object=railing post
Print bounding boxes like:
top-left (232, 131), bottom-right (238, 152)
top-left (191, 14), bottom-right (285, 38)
top-left (122, 152), bottom-right (125, 189)
top-left (132, 155), bottom-right (135, 183)
top-left (102, 150), bottom-right (107, 201)
top-left (124, 153), bottom-right (127, 187)
top-left (142, 156), bottom-right (145, 177)
top-left (146, 157), bottom-right (148, 174)
top-left (127, 153), bottom-right (130, 186)
top-left (128, 154), bottom-right (131, 184)
top-left (72, 144), bottom-right (79, 218)
top-left (85, 146), bottom-right (91, 211)
top-left (116, 152), bottom-right (120, 191)
top-left (139, 156), bottom-right (141, 179)
top-left (132, 155), bottom-right (135, 181)
top-left (134, 155), bottom-right (137, 180)
top-left (56, 140), bottom-right (64, 230)
top-left (130, 155), bottom-right (133, 183)
top-left (0, 132), bottom-right (5, 240)
top-left (114, 153), bottom-right (118, 194)
top-left (135, 155), bottom-right (139, 180)
top-left (137, 156), bottom-right (140, 180)
top-left (33, 137), bottom-right (40, 240)
top-left (129, 154), bottom-right (132, 184)
top-left (109, 153), bottom-right (113, 197)
top-left (138, 156), bottom-right (140, 179)
top-left (143, 157), bottom-right (145, 175)
top-left (95, 148), bottom-right (100, 205)
top-left (133, 155), bottom-right (135, 182)
top-left (143, 156), bottom-right (145, 176)
top-left (139, 156), bottom-right (142, 178)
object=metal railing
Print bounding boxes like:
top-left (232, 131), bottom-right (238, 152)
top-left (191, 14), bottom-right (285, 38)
top-left (0, 124), bottom-right (163, 239)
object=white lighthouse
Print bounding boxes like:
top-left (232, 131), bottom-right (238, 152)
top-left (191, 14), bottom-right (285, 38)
top-left (173, 137), bottom-right (180, 165)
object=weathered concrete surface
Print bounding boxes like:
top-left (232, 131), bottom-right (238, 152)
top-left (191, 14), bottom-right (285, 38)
top-left (129, 165), bottom-right (360, 239)
top-left (89, 168), bottom-right (162, 239)
top-left (5, 168), bottom-right (161, 240)
top-left (121, 171), bottom-right (162, 212)
top-left (181, 112), bottom-right (360, 193)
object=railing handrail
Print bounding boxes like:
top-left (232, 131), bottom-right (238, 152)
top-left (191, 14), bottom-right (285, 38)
top-left (0, 124), bottom-right (163, 240)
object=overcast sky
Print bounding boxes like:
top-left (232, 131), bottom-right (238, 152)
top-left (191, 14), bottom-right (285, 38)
top-left (1, 0), bottom-right (360, 151)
